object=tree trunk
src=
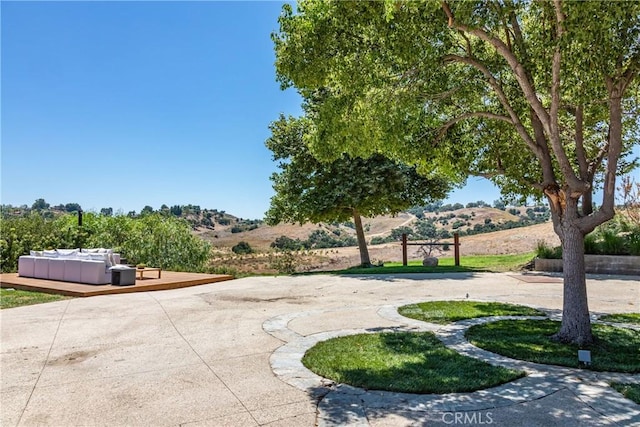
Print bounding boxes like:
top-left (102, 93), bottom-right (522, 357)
top-left (352, 209), bottom-right (371, 267)
top-left (552, 197), bottom-right (594, 346)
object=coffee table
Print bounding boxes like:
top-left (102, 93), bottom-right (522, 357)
top-left (136, 267), bottom-right (162, 280)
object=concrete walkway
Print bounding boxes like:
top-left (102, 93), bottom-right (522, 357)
top-left (1, 272), bottom-right (639, 426)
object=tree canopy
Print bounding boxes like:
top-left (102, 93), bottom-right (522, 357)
top-left (274, 1), bottom-right (638, 204)
top-left (265, 114), bottom-right (452, 265)
top-left (273, 0), bottom-right (639, 344)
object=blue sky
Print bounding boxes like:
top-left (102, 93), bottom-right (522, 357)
top-left (2, 1), bottom-right (537, 219)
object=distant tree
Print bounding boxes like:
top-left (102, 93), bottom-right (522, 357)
top-left (265, 115), bottom-right (452, 266)
top-left (141, 205), bottom-right (154, 215)
top-left (31, 198), bottom-right (49, 211)
top-left (424, 202), bottom-right (443, 213)
top-left (414, 220), bottom-right (438, 240)
top-left (271, 235), bottom-right (304, 251)
top-left (493, 200), bottom-right (506, 210)
top-left (406, 206), bottom-right (425, 219)
top-left (64, 203), bottom-right (82, 213)
top-left (452, 203), bottom-right (464, 210)
top-left (452, 220), bottom-right (466, 230)
top-left (390, 226), bottom-right (414, 241)
top-left (100, 207), bottom-right (113, 217)
top-left (170, 205), bottom-right (182, 216)
top-left (304, 229), bottom-right (356, 248)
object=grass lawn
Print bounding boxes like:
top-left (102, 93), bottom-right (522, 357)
top-left (337, 252), bottom-right (535, 274)
top-left (599, 313), bottom-right (640, 325)
top-left (0, 288), bottom-right (70, 309)
top-left (398, 301), bottom-right (546, 324)
top-left (611, 382), bottom-right (640, 404)
top-left (302, 331), bottom-right (525, 394)
top-left (466, 320), bottom-right (640, 373)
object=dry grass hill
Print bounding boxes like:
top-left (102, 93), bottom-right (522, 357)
top-left (197, 208), bottom-right (559, 274)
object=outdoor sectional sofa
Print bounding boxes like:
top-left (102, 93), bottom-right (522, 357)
top-left (18, 248), bottom-right (122, 285)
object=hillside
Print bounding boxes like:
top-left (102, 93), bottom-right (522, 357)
top-left (198, 212), bottom-right (417, 251)
top-left (198, 206), bottom-right (551, 251)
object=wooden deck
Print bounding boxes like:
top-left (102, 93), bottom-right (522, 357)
top-left (0, 271), bottom-right (234, 297)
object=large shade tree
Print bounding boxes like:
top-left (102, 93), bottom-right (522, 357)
top-left (273, 0), bottom-right (639, 344)
top-left (266, 114), bottom-right (452, 266)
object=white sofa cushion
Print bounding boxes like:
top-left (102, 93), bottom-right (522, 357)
top-left (42, 250), bottom-right (58, 258)
top-left (18, 256), bottom-right (36, 277)
top-left (63, 259), bottom-right (83, 283)
top-left (34, 258), bottom-right (50, 279)
top-left (48, 258), bottom-right (66, 281)
top-left (80, 260), bottom-right (109, 285)
top-left (88, 252), bottom-right (113, 267)
top-left (56, 248), bottom-right (79, 258)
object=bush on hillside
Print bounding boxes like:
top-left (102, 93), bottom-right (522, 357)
top-left (271, 235), bottom-right (304, 251)
top-left (232, 241), bottom-right (253, 254)
top-left (304, 229), bottom-right (356, 249)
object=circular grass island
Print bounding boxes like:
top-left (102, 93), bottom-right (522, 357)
top-left (302, 301), bottom-right (639, 395)
top-left (302, 331), bottom-right (525, 394)
top-left (302, 301), bottom-right (548, 394)
top-left (465, 319), bottom-right (640, 373)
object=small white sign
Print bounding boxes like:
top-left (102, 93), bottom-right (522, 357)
top-left (578, 350), bottom-right (592, 365)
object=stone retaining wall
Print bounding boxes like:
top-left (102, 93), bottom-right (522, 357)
top-left (534, 255), bottom-right (640, 275)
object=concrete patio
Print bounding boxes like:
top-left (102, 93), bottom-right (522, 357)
top-left (1, 272), bottom-right (638, 426)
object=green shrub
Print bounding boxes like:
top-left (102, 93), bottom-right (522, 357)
top-left (232, 241), bottom-right (253, 255)
top-left (536, 241), bottom-right (562, 259)
top-left (1, 212), bottom-right (211, 273)
top-left (600, 229), bottom-right (627, 255)
top-left (304, 229), bottom-right (356, 248)
top-left (585, 214), bottom-right (640, 256)
top-left (271, 235), bottom-right (304, 251)
top-left (269, 250), bottom-right (297, 274)
top-left (584, 234), bottom-right (599, 254)
top-left (371, 236), bottom-right (391, 245)
top-left (626, 232), bottom-right (640, 256)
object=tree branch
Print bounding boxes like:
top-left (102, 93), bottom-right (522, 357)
top-left (434, 111), bottom-right (513, 145)
top-left (587, 139), bottom-right (610, 179)
top-left (470, 170), bottom-right (544, 192)
top-left (507, 6), bottom-right (558, 188)
top-left (442, 1), bottom-right (552, 136)
top-left (442, 54), bottom-right (541, 155)
top-left (574, 105), bottom-right (588, 179)
top-left (547, 0), bottom-right (585, 192)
